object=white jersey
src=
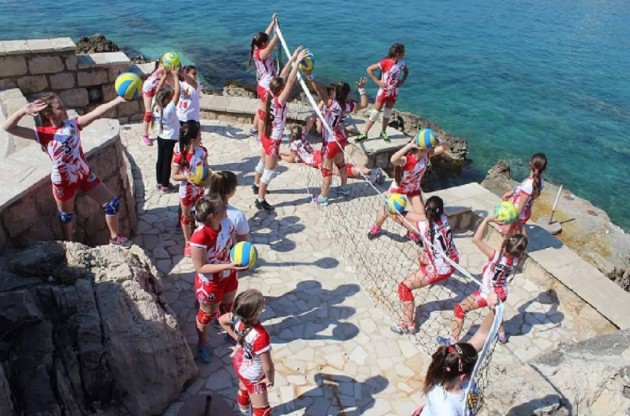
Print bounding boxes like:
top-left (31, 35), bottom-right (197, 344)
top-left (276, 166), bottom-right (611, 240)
top-left (227, 204), bottom-right (250, 237)
top-left (177, 80), bottom-right (201, 122)
top-left (152, 101), bottom-right (179, 140)
top-left (420, 381), bottom-right (478, 416)
top-left (289, 139), bottom-right (315, 165)
top-left (379, 58), bottom-right (406, 96)
top-left (254, 47), bottom-right (277, 90)
top-left (265, 96), bottom-right (287, 141)
top-left (417, 214), bottom-right (458, 275)
top-left (322, 100), bottom-right (356, 143)
top-left (480, 251), bottom-right (518, 297)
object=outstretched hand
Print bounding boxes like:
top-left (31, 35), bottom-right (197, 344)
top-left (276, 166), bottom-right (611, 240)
top-left (356, 76), bottom-right (367, 89)
top-left (296, 48), bottom-right (310, 63)
top-left (23, 99), bottom-right (48, 116)
top-left (291, 46), bottom-right (305, 61)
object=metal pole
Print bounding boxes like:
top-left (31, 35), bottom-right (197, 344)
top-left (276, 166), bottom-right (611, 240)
top-left (549, 185), bottom-right (563, 224)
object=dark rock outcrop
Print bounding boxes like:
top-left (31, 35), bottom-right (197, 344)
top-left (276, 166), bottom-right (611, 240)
top-left (76, 34), bottom-right (120, 54)
top-left (0, 241), bottom-right (197, 416)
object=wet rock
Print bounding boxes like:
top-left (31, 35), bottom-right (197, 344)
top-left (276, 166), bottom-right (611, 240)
top-left (75, 34), bottom-right (120, 54)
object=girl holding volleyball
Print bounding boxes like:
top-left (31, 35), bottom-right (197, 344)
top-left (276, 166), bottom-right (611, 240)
top-left (501, 153), bottom-right (547, 236)
top-left (190, 194), bottom-right (247, 364)
top-left (219, 289), bottom-right (275, 416)
top-left (152, 67), bottom-right (181, 192)
top-left (252, 46), bottom-right (310, 211)
top-left (210, 170), bottom-right (250, 242)
top-left (140, 56), bottom-right (163, 146)
top-left (307, 76), bottom-right (370, 205)
top-left (367, 136), bottom-right (449, 243)
top-left (437, 215), bottom-right (528, 346)
top-left (2, 94), bottom-right (132, 247)
top-left (177, 65), bottom-right (201, 124)
top-left (248, 13), bottom-right (279, 136)
top-left (356, 43), bottom-right (409, 143)
top-left (391, 196), bottom-right (459, 335)
top-left (171, 120), bottom-right (207, 257)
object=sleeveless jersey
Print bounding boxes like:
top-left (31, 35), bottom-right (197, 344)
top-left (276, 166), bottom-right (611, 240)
top-left (480, 251), bottom-right (518, 297)
top-left (510, 176), bottom-right (544, 222)
top-left (389, 152), bottom-right (430, 195)
top-left (254, 47), bottom-right (277, 90)
top-left (232, 318), bottom-right (271, 382)
top-left (417, 214), bottom-right (459, 275)
top-left (322, 100), bottom-right (356, 143)
top-left (266, 96), bottom-right (287, 141)
top-left (172, 145), bottom-right (207, 194)
top-left (379, 58), bottom-right (406, 95)
top-left (189, 219), bottom-right (235, 282)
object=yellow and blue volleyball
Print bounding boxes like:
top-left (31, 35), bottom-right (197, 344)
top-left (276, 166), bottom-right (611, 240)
top-left (494, 201), bottom-right (518, 224)
top-left (386, 193), bottom-right (408, 215)
top-left (189, 164), bottom-right (211, 187)
top-left (230, 241), bottom-right (258, 269)
top-left (415, 128), bottom-right (439, 150)
top-left (298, 52), bottom-right (315, 74)
top-left (162, 52), bottom-right (181, 69)
top-left (114, 72), bottom-right (142, 101)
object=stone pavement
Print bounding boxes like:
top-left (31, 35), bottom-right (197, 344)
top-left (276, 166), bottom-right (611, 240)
top-left (119, 120), bottom-right (614, 415)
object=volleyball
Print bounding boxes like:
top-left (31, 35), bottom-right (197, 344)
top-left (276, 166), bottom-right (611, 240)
top-left (189, 164), bottom-right (211, 187)
top-left (415, 128), bottom-right (439, 150)
top-left (114, 72), bottom-right (142, 101)
top-left (230, 241), bottom-right (258, 269)
top-left (162, 52), bottom-right (181, 69)
top-left (298, 52), bottom-right (315, 74)
top-left (494, 201), bottom-right (518, 224)
top-left (386, 193), bottom-right (407, 215)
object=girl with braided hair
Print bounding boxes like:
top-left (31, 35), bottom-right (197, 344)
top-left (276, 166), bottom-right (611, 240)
top-left (501, 152), bottom-right (547, 236)
top-left (391, 196), bottom-right (459, 335)
top-left (219, 289), bottom-right (274, 416)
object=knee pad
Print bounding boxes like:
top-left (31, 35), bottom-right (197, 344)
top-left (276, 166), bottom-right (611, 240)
top-left (454, 304), bottom-right (466, 320)
top-left (102, 197), bottom-right (120, 216)
top-left (143, 111), bottom-right (153, 123)
top-left (398, 282), bottom-right (414, 302)
top-left (368, 108), bottom-right (381, 122)
top-left (255, 159), bottom-right (264, 174)
top-left (180, 214), bottom-right (191, 225)
top-left (321, 167), bottom-right (333, 178)
top-left (383, 106), bottom-right (393, 119)
top-left (196, 309), bottom-right (215, 325)
top-left (253, 406), bottom-right (271, 416)
top-left (237, 388), bottom-right (251, 407)
top-left (261, 168), bottom-right (275, 185)
top-left (58, 210), bottom-right (74, 224)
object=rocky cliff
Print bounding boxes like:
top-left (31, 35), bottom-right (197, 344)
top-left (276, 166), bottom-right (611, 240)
top-left (0, 241), bottom-right (197, 416)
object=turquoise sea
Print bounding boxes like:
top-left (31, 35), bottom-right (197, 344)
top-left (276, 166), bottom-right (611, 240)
top-left (2, 0), bottom-right (629, 230)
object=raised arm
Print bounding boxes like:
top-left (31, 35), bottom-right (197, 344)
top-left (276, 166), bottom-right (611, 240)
top-left (403, 209), bottom-right (427, 223)
top-left (264, 13), bottom-right (277, 35)
top-left (473, 215), bottom-right (497, 258)
top-left (355, 77), bottom-right (369, 111)
top-left (169, 68), bottom-right (181, 105)
top-left (2, 100), bottom-right (48, 141)
top-left (279, 46), bottom-right (302, 79)
top-left (308, 79), bottom-right (329, 103)
top-left (390, 142), bottom-right (415, 166)
top-left (366, 62), bottom-right (384, 88)
top-left (77, 96), bottom-right (126, 129)
top-left (278, 48), bottom-right (308, 106)
top-left (431, 141), bottom-right (450, 156)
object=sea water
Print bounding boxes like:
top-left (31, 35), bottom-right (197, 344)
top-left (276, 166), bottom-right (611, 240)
top-left (2, 0), bottom-right (629, 230)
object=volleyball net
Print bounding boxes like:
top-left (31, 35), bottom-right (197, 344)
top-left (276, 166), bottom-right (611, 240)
top-left (274, 22), bottom-right (502, 415)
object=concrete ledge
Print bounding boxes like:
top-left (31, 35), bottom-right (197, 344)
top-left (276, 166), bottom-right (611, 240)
top-left (77, 52), bottom-right (130, 69)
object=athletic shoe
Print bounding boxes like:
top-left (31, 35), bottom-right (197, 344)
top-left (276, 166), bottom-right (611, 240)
top-left (375, 169), bottom-right (385, 185)
top-left (367, 225), bottom-right (381, 240)
top-left (141, 135), bottom-right (152, 146)
top-left (197, 343), bottom-right (212, 364)
top-left (312, 195), bottom-right (329, 206)
top-left (497, 332), bottom-right (508, 344)
top-left (355, 133), bottom-right (368, 143)
top-left (110, 235), bottom-right (132, 249)
top-left (368, 169), bottom-right (379, 185)
top-left (336, 186), bottom-right (350, 196)
top-left (390, 322), bottom-right (416, 335)
top-left (407, 231), bottom-right (423, 246)
top-left (184, 242), bottom-right (191, 258)
top-left (255, 199), bottom-right (275, 211)
top-left (436, 335), bottom-right (456, 347)
top-left (248, 128), bottom-right (258, 136)
top-left (380, 131), bottom-right (390, 143)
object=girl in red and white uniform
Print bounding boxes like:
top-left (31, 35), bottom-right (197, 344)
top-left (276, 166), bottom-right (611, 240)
top-left (247, 14), bottom-right (279, 136)
top-left (367, 139), bottom-right (449, 243)
top-left (190, 194), bottom-right (247, 364)
top-left (307, 76), bottom-right (370, 206)
top-left (391, 196), bottom-right (459, 335)
top-left (437, 215), bottom-right (528, 347)
top-left (252, 46), bottom-right (310, 211)
top-left (140, 57), bottom-right (164, 146)
top-left (171, 121), bottom-right (207, 257)
top-left (210, 170), bottom-right (250, 242)
top-left (3, 93), bottom-right (132, 247)
top-left (177, 65), bottom-right (201, 124)
top-left (219, 289), bottom-right (274, 416)
top-left (356, 43), bottom-right (409, 143)
top-left (501, 153), bottom-right (547, 237)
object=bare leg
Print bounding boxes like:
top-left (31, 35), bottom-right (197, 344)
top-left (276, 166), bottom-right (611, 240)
top-left (400, 269), bottom-right (430, 326)
top-left (320, 156), bottom-right (334, 198)
top-left (54, 197), bottom-right (75, 241)
top-left (362, 101), bottom-right (384, 135)
top-left (452, 295), bottom-right (478, 341)
top-left (86, 182), bottom-right (120, 239)
top-left (336, 154), bottom-right (348, 187)
top-left (257, 154), bottom-right (278, 200)
top-left (382, 102), bottom-right (394, 132)
top-left (181, 204), bottom-right (192, 242)
top-left (197, 302), bottom-right (219, 344)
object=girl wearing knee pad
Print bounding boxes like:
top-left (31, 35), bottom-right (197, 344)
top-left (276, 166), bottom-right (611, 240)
top-left (307, 76), bottom-right (369, 206)
top-left (171, 121), bottom-right (206, 257)
top-left (437, 215), bottom-right (527, 347)
top-left (3, 93), bottom-right (133, 248)
top-left (367, 139), bottom-right (449, 243)
top-left (140, 56), bottom-right (163, 146)
top-left (391, 196), bottom-right (459, 335)
top-left (190, 194), bottom-right (247, 364)
top-left (219, 289), bottom-right (274, 416)
top-left (253, 46), bottom-right (310, 211)
top-left (356, 43), bottom-right (409, 143)
top-left (248, 13), bottom-right (279, 137)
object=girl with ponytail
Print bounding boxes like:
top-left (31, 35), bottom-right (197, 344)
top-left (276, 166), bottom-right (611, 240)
top-left (391, 196), bottom-right (459, 335)
top-left (219, 289), bottom-right (275, 416)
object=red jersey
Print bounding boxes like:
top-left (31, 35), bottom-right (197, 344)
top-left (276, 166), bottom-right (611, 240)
top-left (264, 96), bottom-right (287, 141)
top-left (254, 47), bottom-right (277, 90)
top-left (322, 100), bottom-right (356, 143)
top-left (480, 251), bottom-right (518, 298)
top-left (172, 145), bottom-right (208, 195)
top-left (232, 318), bottom-right (271, 382)
top-left (389, 152), bottom-right (431, 195)
top-left (416, 214), bottom-right (459, 275)
top-left (379, 58), bottom-right (406, 96)
top-left (189, 219), bottom-right (235, 282)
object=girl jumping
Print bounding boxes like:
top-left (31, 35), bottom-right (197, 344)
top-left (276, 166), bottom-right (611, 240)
top-left (190, 194), bottom-right (247, 363)
top-left (219, 289), bottom-right (274, 416)
top-left (367, 139), bottom-right (449, 243)
top-left (356, 43), bottom-right (409, 143)
top-left (391, 196), bottom-right (459, 335)
top-left (437, 215), bottom-right (528, 346)
top-left (171, 120), bottom-right (207, 257)
top-left (152, 67), bottom-right (181, 192)
top-left (2, 94), bottom-right (132, 247)
top-left (252, 46), bottom-right (310, 211)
